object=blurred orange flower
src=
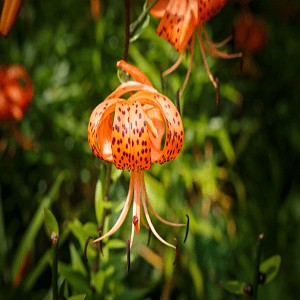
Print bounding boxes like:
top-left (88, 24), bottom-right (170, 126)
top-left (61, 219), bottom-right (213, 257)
top-left (0, 65), bottom-right (33, 122)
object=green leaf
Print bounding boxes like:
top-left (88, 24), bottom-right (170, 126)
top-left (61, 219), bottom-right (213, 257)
top-left (69, 219), bottom-right (98, 261)
top-left (44, 208), bottom-right (59, 238)
top-left (107, 239), bottom-right (126, 250)
top-left (144, 172), bottom-right (166, 216)
top-left (58, 262), bottom-right (90, 294)
top-left (59, 280), bottom-right (69, 298)
top-left (130, 14), bottom-right (150, 43)
top-left (69, 243), bottom-right (87, 276)
top-left (11, 172), bottom-right (64, 281)
top-left (91, 269), bottom-right (105, 294)
top-left (189, 261), bottom-right (204, 298)
top-left (260, 255), bottom-right (281, 284)
top-left (221, 280), bottom-right (246, 295)
top-left (94, 177), bottom-right (104, 226)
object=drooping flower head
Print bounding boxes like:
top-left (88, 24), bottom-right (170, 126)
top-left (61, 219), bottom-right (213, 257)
top-left (150, 0), bottom-right (242, 96)
top-left (88, 60), bottom-right (185, 250)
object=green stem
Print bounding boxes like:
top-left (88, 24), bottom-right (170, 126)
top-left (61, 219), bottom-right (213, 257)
top-left (253, 233), bottom-right (264, 300)
top-left (52, 234), bottom-right (59, 300)
top-left (122, 0), bottom-right (130, 61)
top-left (104, 163), bottom-right (112, 202)
top-left (98, 163), bottom-right (112, 231)
top-left (130, 0), bottom-right (158, 38)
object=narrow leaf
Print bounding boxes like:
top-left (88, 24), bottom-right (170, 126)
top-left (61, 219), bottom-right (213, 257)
top-left (221, 280), bottom-right (246, 295)
top-left (44, 208), bottom-right (59, 238)
top-left (94, 178), bottom-right (104, 225)
top-left (11, 172), bottom-right (64, 281)
top-left (260, 255), bottom-right (281, 284)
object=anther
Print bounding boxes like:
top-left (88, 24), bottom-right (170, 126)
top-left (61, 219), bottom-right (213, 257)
top-left (184, 214), bottom-right (190, 243)
top-left (132, 215), bottom-right (139, 226)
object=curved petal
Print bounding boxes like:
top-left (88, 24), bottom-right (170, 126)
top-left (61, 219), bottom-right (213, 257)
top-left (149, 0), bottom-right (170, 18)
top-left (154, 93), bottom-right (184, 163)
top-left (106, 81), bottom-right (157, 100)
top-left (117, 60), bottom-right (152, 86)
top-left (88, 98), bottom-right (119, 161)
top-left (155, 0), bottom-right (197, 52)
top-left (129, 91), bottom-right (184, 164)
top-left (143, 105), bottom-right (165, 161)
top-left (197, 0), bottom-right (228, 25)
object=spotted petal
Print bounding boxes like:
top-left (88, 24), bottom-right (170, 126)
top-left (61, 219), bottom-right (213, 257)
top-left (111, 100), bottom-right (151, 171)
top-left (88, 98), bottom-right (119, 162)
top-left (153, 0), bottom-right (198, 52)
top-left (130, 91), bottom-right (184, 164)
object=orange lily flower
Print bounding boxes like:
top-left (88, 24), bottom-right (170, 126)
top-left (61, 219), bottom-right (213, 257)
top-left (0, 64), bottom-right (33, 122)
top-left (150, 0), bottom-right (242, 96)
top-left (88, 60), bottom-right (185, 250)
top-left (0, 0), bottom-right (24, 36)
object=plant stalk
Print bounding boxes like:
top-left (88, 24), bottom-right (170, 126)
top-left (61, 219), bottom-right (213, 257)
top-left (253, 233), bottom-right (264, 300)
top-left (51, 233), bottom-right (59, 300)
top-left (122, 0), bottom-right (130, 61)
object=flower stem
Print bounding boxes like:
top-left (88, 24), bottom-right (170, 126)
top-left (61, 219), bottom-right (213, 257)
top-left (51, 233), bottom-right (59, 300)
top-left (253, 233), bottom-right (264, 300)
top-left (122, 0), bottom-right (130, 61)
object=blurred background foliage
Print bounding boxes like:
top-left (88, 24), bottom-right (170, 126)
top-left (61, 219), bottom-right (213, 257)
top-left (0, 0), bottom-right (300, 299)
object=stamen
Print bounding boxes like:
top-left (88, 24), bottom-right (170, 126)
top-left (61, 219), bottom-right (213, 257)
top-left (126, 239), bottom-right (131, 272)
top-left (179, 34), bottom-right (195, 97)
top-left (142, 190), bottom-right (176, 249)
top-left (143, 179), bottom-right (186, 227)
top-left (173, 237), bottom-right (179, 265)
top-left (201, 27), bottom-right (242, 59)
top-left (162, 53), bottom-right (184, 77)
top-left (84, 236), bottom-right (93, 262)
top-left (198, 26), bottom-right (218, 90)
top-left (93, 174), bottom-right (134, 243)
top-left (184, 214), bottom-right (190, 243)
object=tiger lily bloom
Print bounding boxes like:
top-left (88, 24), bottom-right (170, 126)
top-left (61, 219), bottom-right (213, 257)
top-left (149, 0), bottom-right (242, 97)
top-left (0, 0), bottom-right (23, 36)
top-left (0, 64), bottom-right (33, 122)
top-left (88, 60), bottom-right (186, 251)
